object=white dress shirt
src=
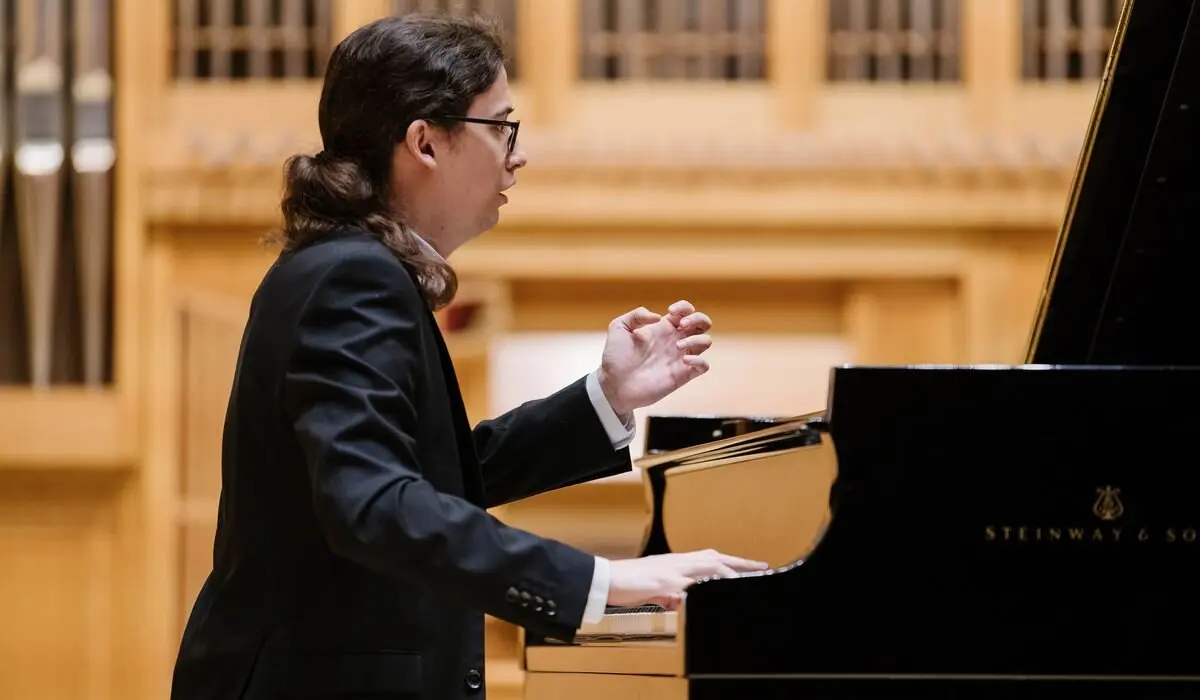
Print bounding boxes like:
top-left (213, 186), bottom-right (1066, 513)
top-left (413, 234), bottom-right (634, 624)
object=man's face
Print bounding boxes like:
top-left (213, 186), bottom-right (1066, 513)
top-left (436, 67), bottom-right (526, 248)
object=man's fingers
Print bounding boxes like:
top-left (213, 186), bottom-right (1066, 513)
top-left (676, 334), bottom-right (712, 355)
top-left (615, 306), bottom-right (661, 331)
top-left (678, 311), bottom-right (711, 332)
top-left (714, 564), bottom-right (738, 579)
top-left (680, 355), bottom-right (710, 375)
top-left (717, 554), bottom-right (770, 572)
top-left (667, 300), bottom-right (696, 318)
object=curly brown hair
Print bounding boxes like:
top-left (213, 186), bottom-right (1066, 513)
top-left (267, 12), bottom-right (508, 310)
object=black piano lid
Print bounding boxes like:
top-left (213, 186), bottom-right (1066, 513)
top-left (1026, 0), bottom-right (1200, 366)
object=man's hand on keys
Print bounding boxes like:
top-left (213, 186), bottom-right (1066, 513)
top-left (607, 549), bottom-right (769, 610)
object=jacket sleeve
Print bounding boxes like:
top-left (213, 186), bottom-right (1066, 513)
top-left (282, 249), bottom-right (596, 640)
top-left (473, 377), bottom-right (633, 508)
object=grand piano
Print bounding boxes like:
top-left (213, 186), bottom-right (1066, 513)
top-left (520, 0), bottom-right (1200, 697)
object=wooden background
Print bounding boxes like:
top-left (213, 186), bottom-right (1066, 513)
top-left (0, 1), bottom-right (1118, 698)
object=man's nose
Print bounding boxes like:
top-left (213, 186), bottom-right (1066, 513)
top-left (507, 146), bottom-right (527, 170)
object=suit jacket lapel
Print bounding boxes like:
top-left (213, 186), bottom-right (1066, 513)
top-left (423, 304), bottom-right (488, 506)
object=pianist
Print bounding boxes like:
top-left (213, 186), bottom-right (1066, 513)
top-left (170, 11), bottom-right (766, 700)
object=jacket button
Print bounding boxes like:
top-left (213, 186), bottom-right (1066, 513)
top-left (465, 668), bottom-right (483, 691)
top-left (505, 587), bottom-right (520, 603)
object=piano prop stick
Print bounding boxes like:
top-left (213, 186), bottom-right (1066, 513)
top-left (72, 0), bottom-right (115, 386)
top-left (14, 0), bottom-right (66, 388)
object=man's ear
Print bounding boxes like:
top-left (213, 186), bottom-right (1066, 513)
top-left (403, 120), bottom-right (437, 169)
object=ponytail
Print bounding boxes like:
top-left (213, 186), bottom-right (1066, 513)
top-left (268, 151), bottom-right (459, 310)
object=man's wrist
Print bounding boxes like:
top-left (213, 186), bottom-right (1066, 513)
top-left (581, 556), bottom-right (611, 624)
top-left (585, 371), bottom-right (636, 450)
top-left (595, 367), bottom-right (632, 418)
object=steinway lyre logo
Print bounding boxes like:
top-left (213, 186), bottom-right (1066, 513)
top-left (986, 483), bottom-right (1197, 544)
top-left (1092, 485), bottom-right (1124, 522)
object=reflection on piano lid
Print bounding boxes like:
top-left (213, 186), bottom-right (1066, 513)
top-left (641, 415), bottom-right (787, 454)
top-left (525, 2), bottom-right (1200, 697)
top-left (632, 413), bottom-right (835, 573)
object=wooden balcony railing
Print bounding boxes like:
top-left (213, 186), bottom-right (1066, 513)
top-left (827, 0), bottom-right (962, 82)
top-left (166, 0), bottom-right (1126, 86)
top-left (579, 0), bottom-right (767, 81)
top-left (170, 0), bottom-right (334, 80)
top-left (1020, 0), bottom-right (1123, 81)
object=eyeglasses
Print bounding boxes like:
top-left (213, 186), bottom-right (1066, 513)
top-left (438, 116), bottom-right (520, 154)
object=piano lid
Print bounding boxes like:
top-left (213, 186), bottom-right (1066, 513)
top-left (1026, 0), bottom-right (1200, 365)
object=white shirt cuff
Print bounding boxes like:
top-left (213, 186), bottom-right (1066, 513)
top-left (585, 370), bottom-right (636, 450)
top-left (582, 556), bottom-right (611, 624)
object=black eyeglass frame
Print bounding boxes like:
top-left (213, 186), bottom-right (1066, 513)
top-left (438, 115), bottom-right (520, 153)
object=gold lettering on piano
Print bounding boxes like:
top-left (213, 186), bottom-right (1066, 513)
top-left (1093, 485), bottom-right (1124, 521)
top-left (1166, 528), bottom-right (1198, 543)
top-left (983, 525), bottom-right (1194, 544)
top-left (981, 486), bottom-right (1195, 545)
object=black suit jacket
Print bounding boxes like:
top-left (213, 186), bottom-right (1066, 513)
top-left (170, 230), bottom-right (632, 700)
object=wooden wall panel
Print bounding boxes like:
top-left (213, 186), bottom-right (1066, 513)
top-left (178, 519), bottom-right (218, 635)
top-left (962, 234), bottom-right (1057, 363)
top-left (0, 473), bottom-right (123, 700)
top-left (180, 294), bottom-right (247, 502)
top-left (510, 279), bottom-right (844, 335)
top-left (172, 287), bottom-right (256, 641)
top-left (843, 279), bottom-right (963, 364)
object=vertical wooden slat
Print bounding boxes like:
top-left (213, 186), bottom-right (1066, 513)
top-left (659, 0), bottom-right (681, 78)
top-left (1020, 0), bottom-right (1039, 79)
top-left (312, 0), bottom-right (334, 74)
top-left (248, 0), bottom-right (270, 78)
top-left (332, 0), bottom-right (390, 43)
top-left (701, 0), bottom-right (726, 79)
top-left (737, 0), bottom-right (762, 80)
top-left (283, 0), bottom-right (305, 78)
top-left (769, 0), bottom-right (824, 128)
top-left (878, 0), bottom-right (902, 81)
top-left (139, 234), bottom-right (184, 700)
top-left (1080, 0), bottom-right (1106, 79)
top-left (175, 0), bottom-right (197, 78)
top-left (938, 0), bottom-right (961, 81)
top-left (210, 0), bottom-right (233, 79)
top-left (848, 0), bottom-right (869, 80)
top-left (910, 0), bottom-right (935, 81)
top-left (1044, 0), bottom-right (1068, 80)
top-left (963, 0), bottom-right (1019, 131)
top-left (518, 0), bottom-right (575, 125)
top-left (617, 0), bottom-right (641, 79)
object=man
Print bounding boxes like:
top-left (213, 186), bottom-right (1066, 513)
top-left (171, 12), bottom-right (766, 700)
